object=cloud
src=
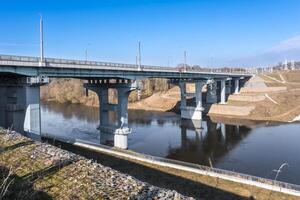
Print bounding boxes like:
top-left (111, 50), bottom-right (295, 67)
top-left (268, 35), bottom-right (300, 53)
top-left (225, 35), bottom-right (300, 66)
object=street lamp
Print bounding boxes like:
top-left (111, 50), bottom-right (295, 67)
top-left (184, 51), bottom-right (187, 72)
top-left (39, 14), bottom-right (44, 66)
top-left (137, 41), bottom-right (142, 71)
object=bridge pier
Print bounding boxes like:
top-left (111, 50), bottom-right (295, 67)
top-left (234, 78), bottom-right (240, 94)
top-left (179, 81), bottom-right (206, 127)
top-left (220, 79), bottom-right (226, 104)
top-left (206, 82), bottom-right (218, 104)
top-left (0, 76), bottom-right (48, 136)
top-left (84, 79), bottom-right (138, 149)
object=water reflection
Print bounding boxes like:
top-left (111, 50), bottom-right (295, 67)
top-left (168, 119), bottom-right (251, 166)
top-left (41, 102), bottom-right (300, 185)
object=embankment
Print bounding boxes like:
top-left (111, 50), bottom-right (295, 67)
top-left (0, 128), bottom-right (191, 199)
top-left (41, 71), bottom-right (300, 123)
top-left (208, 71), bottom-right (300, 123)
top-left (1, 128), bottom-right (299, 199)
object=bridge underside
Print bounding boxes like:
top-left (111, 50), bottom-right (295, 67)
top-left (0, 70), bottom-right (248, 149)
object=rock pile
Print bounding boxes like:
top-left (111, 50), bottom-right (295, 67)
top-left (0, 129), bottom-right (194, 199)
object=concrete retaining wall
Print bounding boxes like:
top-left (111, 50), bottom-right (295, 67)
top-left (50, 135), bottom-right (300, 197)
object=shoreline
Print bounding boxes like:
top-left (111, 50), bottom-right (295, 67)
top-left (43, 134), bottom-right (300, 197)
top-left (1, 128), bottom-right (298, 199)
top-left (41, 100), bottom-right (297, 125)
top-left (0, 129), bottom-right (192, 199)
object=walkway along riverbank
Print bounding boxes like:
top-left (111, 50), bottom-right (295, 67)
top-left (42, 133), bottom-right (300, 200)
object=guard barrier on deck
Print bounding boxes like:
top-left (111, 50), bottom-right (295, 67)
top-left (0, 54), bottom-right (253, 75)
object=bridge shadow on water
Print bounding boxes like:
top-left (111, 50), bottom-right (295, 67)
top-left (51, 140), bottom-right (255, 200)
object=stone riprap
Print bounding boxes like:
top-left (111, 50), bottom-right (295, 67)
top-left (0, 128), bottom-right (193, 200)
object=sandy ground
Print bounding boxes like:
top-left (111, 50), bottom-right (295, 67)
top-left (129, 71), bottom-right (300, 123)
top-left (209, 71), bottom-right (300, 122)
top-left (129, 84), bottom-right (195, 111)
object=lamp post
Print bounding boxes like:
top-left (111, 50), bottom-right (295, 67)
top-left (39, 14), bottom-right (44, 66)
top-left (137, 41), bottom-right (142, 71)
top-left (183, 51), bottom-right (188, 72)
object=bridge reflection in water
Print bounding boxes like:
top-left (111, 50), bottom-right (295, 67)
top-left (167, 119), bottom-right (251, 166)
top-left (41, 102), bottom-right (251, 168)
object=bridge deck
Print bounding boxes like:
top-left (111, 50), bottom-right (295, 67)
top-left (0, 54), bottom-right (252, 79)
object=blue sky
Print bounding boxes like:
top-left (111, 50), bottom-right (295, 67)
top-left (0, 0), bottom-right (300, 67)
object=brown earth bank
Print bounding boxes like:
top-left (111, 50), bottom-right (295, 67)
top-left (41, 78), bottom-right (194, 111)
top-left (208, 70), bottom-right (300, 123)
top-left (41, 71), bottom-right (300, 123)
top-left (0, 128), bottom-right (299, 200)
top-left (41, 78), bottom-right (172, 108)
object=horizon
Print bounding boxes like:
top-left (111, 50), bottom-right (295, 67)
top-left (1, 0), bottom-right (300, 67)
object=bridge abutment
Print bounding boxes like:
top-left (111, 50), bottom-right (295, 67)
top-left (84, 79), bottom-right (138, 149)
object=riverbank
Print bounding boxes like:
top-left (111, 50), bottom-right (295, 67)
top-left (0, 128), bottom-right (192, 199)
top-left (1, 128), bottom-right (298, 199)
top-left (208, 71), bottom-right (300, 123)
top-left (41, 71), bottom-right (300, 123)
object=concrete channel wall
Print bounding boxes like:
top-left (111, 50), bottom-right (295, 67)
top-left (48, 134), bottom-right (300, 197)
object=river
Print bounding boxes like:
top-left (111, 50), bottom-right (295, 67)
top-left (41, 102), bottom-right (300, 185)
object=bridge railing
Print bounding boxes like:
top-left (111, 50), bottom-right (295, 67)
top-left (140, 152), bottom-right (300, 192)
top-left (0, 54), bottom-right (254, 75)
top-left (55, 135), bottom-right (300, 193)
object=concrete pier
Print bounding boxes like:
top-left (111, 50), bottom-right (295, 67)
top-left (0, 76), bottom-right (48, 136)
top-left (206, 82), bottom-right (218, 104)
top-left (234, 79), bottom-right (240, 94)
top-left (85, 79), bottom-right (138, 149)
top-left (220, 80), bottom-right (226, 104)
top-left (179, 81), bottom-right (206, 122)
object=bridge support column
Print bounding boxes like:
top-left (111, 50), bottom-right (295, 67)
top-left (179, 81), bottom-right (205, 126)
top-left (234, 79), bottom-right (240, 94)
top-left (220, 80), bottom-right (226, 104)
top-left (0, 77), bottom-right (47, 137)
top-left (206, 82), bottom-right (218, 104)
top-left (225, 80), bottom-right (232, 95)
top-left (85, 79), bottom-right (138, 149)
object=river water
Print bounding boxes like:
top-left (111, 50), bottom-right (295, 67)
top-left (41, 102), bottom-right (300, 185)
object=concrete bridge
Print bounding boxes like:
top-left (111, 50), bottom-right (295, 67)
top-left (0, 54), bottom-right (252, 149)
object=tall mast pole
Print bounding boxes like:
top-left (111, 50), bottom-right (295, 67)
top-left (138, 41), bottom-right (142, 71)
top-left (184, 50), bottom-right (187, 72)
top-left (40, 14), bottom-right (44, 65)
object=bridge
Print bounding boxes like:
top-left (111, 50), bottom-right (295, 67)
top-left (0, 54), bottom-right (252, 149)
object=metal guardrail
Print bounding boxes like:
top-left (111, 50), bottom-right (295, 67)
top-left (0, 54), bottom-right (254, 75)
top-left (141, 153), bottom-right (300, 192)
top-left (52, 135), bottom-right (300, 193)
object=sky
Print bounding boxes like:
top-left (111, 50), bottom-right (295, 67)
top-left (0, 0), bottom-right (300, 67)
